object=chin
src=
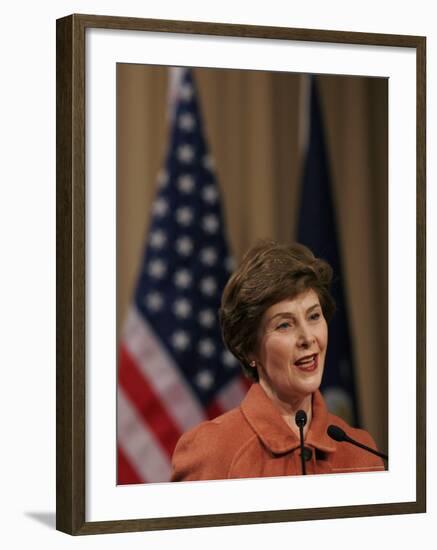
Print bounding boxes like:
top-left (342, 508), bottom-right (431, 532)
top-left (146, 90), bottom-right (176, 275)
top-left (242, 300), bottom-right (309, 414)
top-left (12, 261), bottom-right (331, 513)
top-left (299, 373), bottom-right (323, 396)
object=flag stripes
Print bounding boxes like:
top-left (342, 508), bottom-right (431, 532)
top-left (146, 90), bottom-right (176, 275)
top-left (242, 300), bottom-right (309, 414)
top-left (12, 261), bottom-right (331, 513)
top-left (118, 345), bottom-right (182, 455)
top-left (121, 306), bottom-right (204, 432)
top-left (117, 386), bottom-right (173, 482)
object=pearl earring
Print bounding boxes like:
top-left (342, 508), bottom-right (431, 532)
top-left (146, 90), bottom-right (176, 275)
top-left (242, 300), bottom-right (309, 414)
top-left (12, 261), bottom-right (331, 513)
top-left (250, 360), bottom-right (256, 367)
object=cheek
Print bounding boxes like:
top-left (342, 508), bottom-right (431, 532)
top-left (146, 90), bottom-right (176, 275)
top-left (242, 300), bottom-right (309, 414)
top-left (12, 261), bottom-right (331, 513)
top-left (318, 324), bottom-right (328, 351)
top-left (264, 336), bottom-right (296, 362)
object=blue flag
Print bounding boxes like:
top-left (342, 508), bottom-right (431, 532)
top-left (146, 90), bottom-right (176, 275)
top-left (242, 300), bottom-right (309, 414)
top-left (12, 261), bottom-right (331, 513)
top-left (297, 76), bottom-right (360, 427)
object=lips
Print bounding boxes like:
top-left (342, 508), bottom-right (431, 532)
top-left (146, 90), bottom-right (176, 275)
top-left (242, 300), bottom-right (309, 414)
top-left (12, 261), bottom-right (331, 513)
top-left (294, 353), bottom-right (318, 372)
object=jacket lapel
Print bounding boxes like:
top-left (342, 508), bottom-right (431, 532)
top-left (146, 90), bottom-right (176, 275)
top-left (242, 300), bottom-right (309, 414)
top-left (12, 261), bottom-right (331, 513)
top-left (240, 383), bottom-right (336, 455)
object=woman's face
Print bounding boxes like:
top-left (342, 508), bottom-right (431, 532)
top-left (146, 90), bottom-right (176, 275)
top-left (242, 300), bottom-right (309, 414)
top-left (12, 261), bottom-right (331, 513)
top-left (252, 288), bottom-right (328, 406)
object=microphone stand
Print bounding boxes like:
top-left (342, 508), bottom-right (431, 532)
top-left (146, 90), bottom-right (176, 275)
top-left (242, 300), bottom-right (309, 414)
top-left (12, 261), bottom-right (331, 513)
top-left (298, 424), bottom-right (306, 475)
top-left (344, 436), bottom-right (388, 461)
top-left (327, 425), bottom-right (388, 461)
top-left (295, 410), bottom-right (307, 475)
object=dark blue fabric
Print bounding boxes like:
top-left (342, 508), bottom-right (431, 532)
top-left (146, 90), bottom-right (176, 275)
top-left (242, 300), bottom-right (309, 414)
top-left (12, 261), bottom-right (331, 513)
top-left (297, 77), bottom-right (360, 426)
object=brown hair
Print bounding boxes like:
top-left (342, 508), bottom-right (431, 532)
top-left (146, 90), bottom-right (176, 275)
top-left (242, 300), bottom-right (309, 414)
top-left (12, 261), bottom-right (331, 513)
top-left (219, 240), bottom-right (335, 381)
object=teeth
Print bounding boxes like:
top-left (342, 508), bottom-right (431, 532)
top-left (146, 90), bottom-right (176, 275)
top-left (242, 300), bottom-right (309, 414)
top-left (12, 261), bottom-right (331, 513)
top-left (295, 355), bottom-right (315, 366)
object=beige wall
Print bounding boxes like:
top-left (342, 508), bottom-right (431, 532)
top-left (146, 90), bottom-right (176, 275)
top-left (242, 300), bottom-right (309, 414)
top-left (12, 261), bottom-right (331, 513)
top-left (117, 65), bottom-right (388, 453)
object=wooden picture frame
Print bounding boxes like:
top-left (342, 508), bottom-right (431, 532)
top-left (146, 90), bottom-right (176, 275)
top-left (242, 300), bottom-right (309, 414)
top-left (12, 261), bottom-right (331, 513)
top-left (56, 13), bottom-right (426, 535)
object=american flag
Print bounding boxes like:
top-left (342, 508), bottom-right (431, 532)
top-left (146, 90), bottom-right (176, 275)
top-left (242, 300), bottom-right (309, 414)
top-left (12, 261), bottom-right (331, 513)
top-left (117, 67), bottom-right (249, 484)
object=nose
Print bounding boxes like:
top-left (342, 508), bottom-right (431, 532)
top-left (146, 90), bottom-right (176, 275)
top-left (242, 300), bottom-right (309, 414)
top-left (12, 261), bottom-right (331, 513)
top-left (297, 322), bottom-right (315, 348)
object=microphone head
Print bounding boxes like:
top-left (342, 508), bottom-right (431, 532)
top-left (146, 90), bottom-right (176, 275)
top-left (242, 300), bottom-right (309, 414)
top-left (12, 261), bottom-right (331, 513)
top-left (327, 424), bottom-right (347, 442)
top-left (295, 409), bottom-right (307, 428)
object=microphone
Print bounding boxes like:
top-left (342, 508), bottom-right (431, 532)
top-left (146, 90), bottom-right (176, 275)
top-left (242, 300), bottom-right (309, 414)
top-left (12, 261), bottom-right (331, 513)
top-left (295, 410), bottom-right (308, 475)
top-left (327, 424), bottom-right (388, 461)
top-left (295, 409), bottom-right (307, 428)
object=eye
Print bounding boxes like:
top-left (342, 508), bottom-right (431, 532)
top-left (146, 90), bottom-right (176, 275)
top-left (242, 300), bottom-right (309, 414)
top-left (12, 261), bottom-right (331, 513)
top-left (309, 311), bottom-right (321, 321)
top-left (276, 321), bottom-right (292, 330)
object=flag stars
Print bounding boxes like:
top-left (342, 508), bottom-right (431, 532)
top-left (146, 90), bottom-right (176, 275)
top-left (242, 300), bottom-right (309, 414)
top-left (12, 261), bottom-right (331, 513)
top-left (177, 144), bottom-right (195, 164)
top-left (222, 350), bottom-right (238, 368)
top-left (195, 369), bottom-right (214, 390)
top-left (156, 169), bottom-right (169, 188)
top-left (174, 269), bottom-right (192, 289)
top-left (176, 206), bottom-right (194, 226)
top-left (200, 276), bottom-right (217, 296)
top-left (152, 197), bottom-right (169, 217)
top-left (144, 291), bottom-right (164, 312)
top-left (180, 82), bottom-right (194, 102)
top-left (200, 247), bottom-right (218, 266)
top-left (202, 214), bottom-right (219, 234)
top-left (175, 236), bottom-right (193, 256)
top-left (225, 256), bottom-right (236, 273)
top-left (198, 339), bottom-right (215, 358)
top-left (177, 174), bottom-right (195, 194)
top-left (198, 309), bottom-right (216, 328)
top-left (149, 229), bottom-right (167, 249)
top-left (171, 330), bottom-right (190, 351)
top-left (202, 185), bottom-right (218, 204)
top-left (178, 112), bottom-right (196, 131)
top-left (173, 298), bottom-right (192, 319)
top-left (147, 259), bottom-right (167, 279)
top-left (203, 154), bottom-right (214, 170)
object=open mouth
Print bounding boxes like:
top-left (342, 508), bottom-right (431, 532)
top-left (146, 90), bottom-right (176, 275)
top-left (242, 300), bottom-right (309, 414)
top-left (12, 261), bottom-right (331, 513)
top-left (294, 353), bottom-right (318, 372)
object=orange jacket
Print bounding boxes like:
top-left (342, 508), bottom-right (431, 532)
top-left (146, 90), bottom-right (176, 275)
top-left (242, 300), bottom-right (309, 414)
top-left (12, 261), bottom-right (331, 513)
top-left (171, 383), bottom-right (385, 481)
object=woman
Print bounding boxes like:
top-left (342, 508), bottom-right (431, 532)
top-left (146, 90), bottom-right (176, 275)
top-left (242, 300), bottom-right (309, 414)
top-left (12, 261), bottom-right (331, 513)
top-left (171, 240), bottom-right (385, 481)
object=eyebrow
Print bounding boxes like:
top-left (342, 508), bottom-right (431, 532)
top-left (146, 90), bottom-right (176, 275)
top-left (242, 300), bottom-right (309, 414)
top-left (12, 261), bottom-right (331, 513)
top-left (266, 303), bottom-right (321, 324)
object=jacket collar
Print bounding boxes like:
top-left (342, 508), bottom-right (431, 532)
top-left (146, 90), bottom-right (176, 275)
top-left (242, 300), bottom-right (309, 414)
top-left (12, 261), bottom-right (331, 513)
top-left (240, 383), bottom-right (336, 455)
